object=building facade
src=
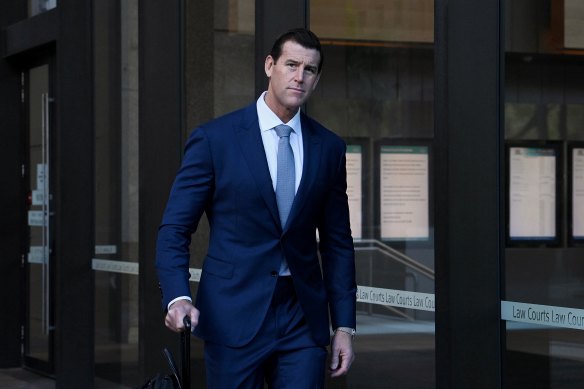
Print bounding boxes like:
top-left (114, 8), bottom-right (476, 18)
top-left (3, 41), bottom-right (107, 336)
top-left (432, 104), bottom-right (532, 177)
top-left (1, 0), bottom-right (584, 388)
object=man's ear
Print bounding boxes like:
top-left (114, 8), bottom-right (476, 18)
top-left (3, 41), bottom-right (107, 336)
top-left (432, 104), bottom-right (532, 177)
top-left (265, 55), bottom-right (274, 78)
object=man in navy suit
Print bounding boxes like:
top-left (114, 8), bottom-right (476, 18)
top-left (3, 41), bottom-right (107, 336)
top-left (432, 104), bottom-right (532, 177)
top-left (156, 28), bottom-right (356, 388)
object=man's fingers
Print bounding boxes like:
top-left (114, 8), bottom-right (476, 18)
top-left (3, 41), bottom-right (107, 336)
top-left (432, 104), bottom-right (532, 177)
top-left (165, 312), bottom-right (183, 332)
top-left (189, 309), bottom-right (200, 330)
top-left (329, 350), bottom-right (348, 378)
top-left (165, 300), bottom-right (199, 332)
top-left (329, 330), bottom-right (355, 377)
top-left (330, 355), bottom-right (350, 377)
top-left (329, 352), bottom-right (340, 371)
top-left (184, 310), bottom-right (200, 332)
top-left (165, 313), bottom-right (181, 332)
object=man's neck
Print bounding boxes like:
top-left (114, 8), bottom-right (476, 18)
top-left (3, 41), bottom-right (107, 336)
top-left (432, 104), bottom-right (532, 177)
top-left (263, 93), bottom-right (299, 123)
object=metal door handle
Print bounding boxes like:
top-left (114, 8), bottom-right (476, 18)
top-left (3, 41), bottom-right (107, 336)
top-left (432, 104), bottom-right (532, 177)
top-left (41, 92), bottom-right (51, 335)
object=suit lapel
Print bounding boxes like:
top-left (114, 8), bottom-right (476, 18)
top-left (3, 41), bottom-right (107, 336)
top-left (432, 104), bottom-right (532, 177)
top-left (285, 114), bottom-right (322, 231)
top-left (235, 104), bottom-right (281, 229)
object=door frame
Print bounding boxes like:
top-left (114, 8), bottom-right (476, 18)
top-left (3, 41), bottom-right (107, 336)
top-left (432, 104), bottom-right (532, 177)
top-left (21, 53), bottom-right (57, 377)
top-left (434, 0), bottom-right (505, 388)
top-left (1, 2), bottom-right (95, 387)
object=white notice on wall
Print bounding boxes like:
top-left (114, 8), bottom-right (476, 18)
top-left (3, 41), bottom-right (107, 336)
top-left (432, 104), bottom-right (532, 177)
top-left (28, 246), bottom-right (48, 264)
top-left (380, 146), bottom-right (429, 241)
top-left (32, 189), bottom-right (45, 206)
top-left (95, 245), bottom-right (118, 255)
top-left (573, 148), bottom-right (584, 239)
top-left (346, 145), bottom-right (363, 239)
top-left (509, 147), bottom-right (556, 240)
top-left (36, 163), bottom-right (47, 190)
top-left (28, 210), bottom-right (46, 227)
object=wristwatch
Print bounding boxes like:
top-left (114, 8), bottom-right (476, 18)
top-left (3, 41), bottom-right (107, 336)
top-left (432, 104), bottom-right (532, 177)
top-left (335, 327), bottom-right (356, 340)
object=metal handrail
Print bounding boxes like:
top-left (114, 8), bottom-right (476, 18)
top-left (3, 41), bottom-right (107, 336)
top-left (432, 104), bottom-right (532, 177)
top-left (354, 239), bottom-right (435, 280)
top-left (354, 239), bottom-right (434, 321)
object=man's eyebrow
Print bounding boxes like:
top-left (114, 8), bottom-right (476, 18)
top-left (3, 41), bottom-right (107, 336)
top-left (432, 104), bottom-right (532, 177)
top-left (285, 59), bottom-right (318, 68)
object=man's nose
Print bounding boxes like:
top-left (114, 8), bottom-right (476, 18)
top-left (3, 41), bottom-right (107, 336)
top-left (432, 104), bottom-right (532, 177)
top-left (294, 67), bottom-right (304, 82)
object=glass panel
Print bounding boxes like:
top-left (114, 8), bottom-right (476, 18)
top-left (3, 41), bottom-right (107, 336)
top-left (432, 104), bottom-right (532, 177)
top-left (309, 1), bottom-right (435, 387)
top-left (94, 0), bottom-right (140, 386)
top-left (504, 0), bottom-right (584, 387)
top-left (185, 0), bottom-right (256, 268)
top-left (26, 64), bottom-right (53, 366)
top-left (186, 0), bottom-right (255, 131)
top-left (28, 0), bottom-right (57, 17)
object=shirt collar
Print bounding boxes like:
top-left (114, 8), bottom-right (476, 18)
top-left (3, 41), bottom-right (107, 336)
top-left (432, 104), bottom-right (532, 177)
top-left (256, 91), bottom-right (301, 134)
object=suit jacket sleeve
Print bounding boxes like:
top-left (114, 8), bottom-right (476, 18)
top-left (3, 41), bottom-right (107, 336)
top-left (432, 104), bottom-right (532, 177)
top-left (156, 127), bottom-right (214, 310)
top-left (318, 141), bottom-right (357, 330)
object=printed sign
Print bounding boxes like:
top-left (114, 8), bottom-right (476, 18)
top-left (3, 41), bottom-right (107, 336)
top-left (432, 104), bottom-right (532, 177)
top-left (509, 147), bottom-right (556, 240)
top-left (346, 145), bottom-right (363, 239)
top-left (380, 146), bottom-right (429, 241)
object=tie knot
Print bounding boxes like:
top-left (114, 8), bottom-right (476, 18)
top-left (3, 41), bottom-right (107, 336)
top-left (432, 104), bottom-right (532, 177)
top-left (274, 124), bottom-right (293, 138)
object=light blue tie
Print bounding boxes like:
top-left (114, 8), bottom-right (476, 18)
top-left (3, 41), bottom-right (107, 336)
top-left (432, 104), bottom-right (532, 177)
top-left (275, 124), bottom-right (295, 227)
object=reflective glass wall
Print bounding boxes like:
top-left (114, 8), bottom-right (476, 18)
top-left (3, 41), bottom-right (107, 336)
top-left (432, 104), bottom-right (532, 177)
top-left (86, 0), bottom-right (459, 387)
top-left (185, 0), bottom-right (256, 284)
top-left (93, 0), bottom-right (257, 386)
top-left (180, 0), bottom-right (256, 385)
top-left (94, 0), bottom-right (140, 386)
top-left (309, 1), bottom-right (436, 387)
top-left (28, 0), bottom-right (56, 17)
top-left (503, 0), bottom-right (584, 387)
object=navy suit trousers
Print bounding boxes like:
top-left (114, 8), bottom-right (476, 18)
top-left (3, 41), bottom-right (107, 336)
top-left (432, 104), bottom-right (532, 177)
top-left (203, 277), bottom-right (327, 388)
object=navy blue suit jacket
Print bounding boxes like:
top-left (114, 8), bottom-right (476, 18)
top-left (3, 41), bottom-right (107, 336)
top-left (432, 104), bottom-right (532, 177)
top-left (156, 103), bottom-right (356, 347)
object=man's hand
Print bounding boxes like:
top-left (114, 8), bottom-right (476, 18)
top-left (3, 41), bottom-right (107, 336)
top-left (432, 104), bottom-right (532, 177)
top-left (165, 299), bottom-right (200, 333)
top-left (329, 330), bottom-right (355, 377)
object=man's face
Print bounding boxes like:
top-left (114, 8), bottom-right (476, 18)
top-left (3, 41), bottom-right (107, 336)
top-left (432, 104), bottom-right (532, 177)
top-left (264, 40), bottom-right (321, 122)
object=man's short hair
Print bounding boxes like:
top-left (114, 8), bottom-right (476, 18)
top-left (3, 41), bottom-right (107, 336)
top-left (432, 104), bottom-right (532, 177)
top-left (269, 28), bottom-right (323, 73)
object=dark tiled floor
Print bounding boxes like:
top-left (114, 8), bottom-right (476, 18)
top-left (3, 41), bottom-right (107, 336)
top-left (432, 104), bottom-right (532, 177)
top-left (7, 319), bottom-right (584, 389)
top-left (0, 368), bottom-right (54, 389)
top-left (0, 368), bottom-right (131, 389)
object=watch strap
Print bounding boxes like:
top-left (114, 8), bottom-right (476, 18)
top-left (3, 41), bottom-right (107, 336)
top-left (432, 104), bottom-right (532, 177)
top-left (334, 327), bottom-right (356, 339)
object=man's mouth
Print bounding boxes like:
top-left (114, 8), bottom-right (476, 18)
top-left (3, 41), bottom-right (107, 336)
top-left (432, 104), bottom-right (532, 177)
top-left (288, 87), bottom-right (305, 93)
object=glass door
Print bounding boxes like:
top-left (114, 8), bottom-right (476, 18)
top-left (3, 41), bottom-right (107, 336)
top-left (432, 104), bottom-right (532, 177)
top-left (23, 61), bottom-right (55, 375)
top-left (308, 1), bottom-right (436, 387)
top-left (502, 1), bottom-right (584, 387)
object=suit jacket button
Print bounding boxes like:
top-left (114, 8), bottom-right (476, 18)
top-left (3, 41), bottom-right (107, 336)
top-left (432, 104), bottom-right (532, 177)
top-left (270, 271), bottom-right (278, 277)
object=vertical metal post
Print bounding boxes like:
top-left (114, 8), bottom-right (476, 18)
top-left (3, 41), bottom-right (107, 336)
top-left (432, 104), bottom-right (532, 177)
top-left (434, 0), bottom-right (505, 387)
